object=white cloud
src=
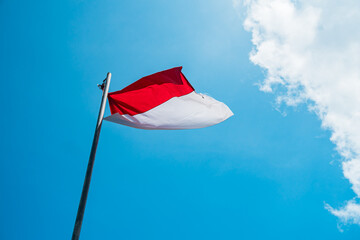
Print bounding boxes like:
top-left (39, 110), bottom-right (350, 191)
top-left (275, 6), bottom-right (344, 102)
top-left (325, 200), bottom-right (360, 225)
top-left (237, 0), bottom-right (360, 225)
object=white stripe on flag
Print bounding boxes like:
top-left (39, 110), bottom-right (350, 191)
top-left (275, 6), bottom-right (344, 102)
top-left (104, 91), bottom-right (233, 130)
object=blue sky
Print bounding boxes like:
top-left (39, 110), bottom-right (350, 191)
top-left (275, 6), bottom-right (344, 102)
top-left (1, 0), bottom-right (359, 239)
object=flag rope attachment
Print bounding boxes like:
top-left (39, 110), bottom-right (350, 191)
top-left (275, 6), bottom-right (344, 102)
top-left (71, 72), bottom-right (111, 240)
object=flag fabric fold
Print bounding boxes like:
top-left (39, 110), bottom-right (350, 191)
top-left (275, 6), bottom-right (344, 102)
top-left (104, 67), bottom-right (233, 130)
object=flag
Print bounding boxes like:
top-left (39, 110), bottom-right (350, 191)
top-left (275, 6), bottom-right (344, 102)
top-left (104, 67), bottom-right (233, 129)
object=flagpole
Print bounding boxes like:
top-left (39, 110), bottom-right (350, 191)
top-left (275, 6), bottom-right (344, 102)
top-left (71, 72), bottom-right (111, 240)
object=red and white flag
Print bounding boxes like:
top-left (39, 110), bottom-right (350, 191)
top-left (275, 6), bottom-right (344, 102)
top-left (104, 67), bottom-right (233, 129)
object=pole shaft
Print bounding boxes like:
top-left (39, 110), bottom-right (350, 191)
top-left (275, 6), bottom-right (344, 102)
top-left (71, 72), bottom-right (111, 240)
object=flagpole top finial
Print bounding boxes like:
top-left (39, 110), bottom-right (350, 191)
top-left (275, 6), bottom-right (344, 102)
top-left (98, 72), bottom-right (111, 90)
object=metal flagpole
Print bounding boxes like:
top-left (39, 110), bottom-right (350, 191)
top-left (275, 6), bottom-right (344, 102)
top-left (71, 72), bottom-right (111, 240)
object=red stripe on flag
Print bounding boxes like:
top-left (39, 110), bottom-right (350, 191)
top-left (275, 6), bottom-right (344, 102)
top-left (107, 67), bottom-right (195, 116)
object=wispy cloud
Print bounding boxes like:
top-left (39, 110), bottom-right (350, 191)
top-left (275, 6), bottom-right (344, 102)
top-left (236, 0), bottom-right (360, 225)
